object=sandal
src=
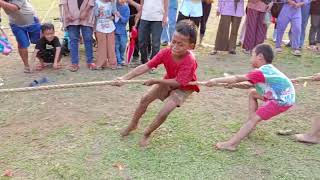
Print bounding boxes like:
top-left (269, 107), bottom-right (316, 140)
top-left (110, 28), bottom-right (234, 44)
top-left (69, 64), bottom-right (79, 72)
top-left (87, 63), bottom-right (97, 70)
top-left (24, 66), bottom-right (31, 73)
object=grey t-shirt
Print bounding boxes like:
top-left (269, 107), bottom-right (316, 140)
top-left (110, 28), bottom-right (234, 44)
top-left (3, 0), bottom-right (36, 26)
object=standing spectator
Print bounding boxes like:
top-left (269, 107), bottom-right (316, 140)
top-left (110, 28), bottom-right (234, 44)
top-left (115, 0), bottom-right (130, 68)
top-left (287, 0), bottom-right (311, 49)
top-left (275, 0), bottom-right (306, 56)
top-left (136, 0), bottom-right (168, 64)
top-left (128, 0), bottom-right (141, 60)
top-left (60, 0), bottom-right (96, 72)
top-left (242, 0), bottom-right (272, 54)
top-left (94, 0), bottom-right (119, 70)
top-left (161, 0), bottom-right (178, 46)
top-left (0, 0), bottom-right (41, 73)
top-left (177, 0), bottom-right (202, 27)
top-left (199, 0), bottom-right (213, 45)
top-left (212, 0), bottom-right (244, 55)
top-left (309, 0), bottom-right (320, 51)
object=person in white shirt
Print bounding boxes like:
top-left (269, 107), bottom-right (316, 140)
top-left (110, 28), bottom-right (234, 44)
top-left (135, 0), bottom-right (168, 64)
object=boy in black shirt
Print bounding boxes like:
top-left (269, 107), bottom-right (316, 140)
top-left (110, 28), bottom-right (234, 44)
top-left (32, 23), bottom-right (62, 70)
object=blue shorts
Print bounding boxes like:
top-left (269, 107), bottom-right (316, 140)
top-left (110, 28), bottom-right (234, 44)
top-left (10, 17), bottom-right (41, 49)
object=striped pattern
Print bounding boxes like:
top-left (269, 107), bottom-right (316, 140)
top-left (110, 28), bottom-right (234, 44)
top-left (243, 8), bottom-right (267, 51)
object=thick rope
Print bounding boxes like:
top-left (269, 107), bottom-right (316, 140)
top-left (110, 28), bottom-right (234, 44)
top-left (0, 80), bottom-right (228, 94)
top-left (0, 75), bottom-right (315, 94)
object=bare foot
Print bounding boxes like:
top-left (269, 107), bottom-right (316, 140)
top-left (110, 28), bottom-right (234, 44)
top-left (215, 142), bottom-right (237, 151)
top-left (139, 136), bottom-right (150, 148)
top-left (295, 133), bottom-right (320, 144)
top-left (120, 125), bottom-right (137, 137)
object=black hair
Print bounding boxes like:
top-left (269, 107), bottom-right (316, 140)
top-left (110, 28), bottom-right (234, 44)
top-left (41, 23), bottom-right (55, 33)
top-left (254, 44), bottom-right (274, 64)
top-left (175, 20), bottom-right (198, 44)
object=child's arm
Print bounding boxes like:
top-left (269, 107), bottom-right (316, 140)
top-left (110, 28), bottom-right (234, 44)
top-left (206, 75), bottom-right (250, 87)
top-left (0, 1), bottom-right (19, 11)
top-left (118, 5), bottom-right (130, 24)
top-left (128, 0), bottom-right (141, 11)
top-left (143, 79), bottom-right (180, 88)
top-left (135, 0), bottom-right (144, 22)
top-left (80, 1), bottom-right (94, 20)
top-left (53, 47), bottom-right (61, 69)
top-left (162, 0), bottom-right (168, 27)
top-left (116, 64), bottom-right (151, 84)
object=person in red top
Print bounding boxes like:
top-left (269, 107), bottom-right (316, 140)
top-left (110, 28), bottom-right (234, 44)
top-left (114, 20), bottom-right (199, 147)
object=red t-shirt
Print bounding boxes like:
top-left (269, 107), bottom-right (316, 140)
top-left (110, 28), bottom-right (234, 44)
top-left (147, 48), bottom-right (200, 92)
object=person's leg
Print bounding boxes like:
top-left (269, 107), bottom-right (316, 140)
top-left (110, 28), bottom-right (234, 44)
top-left (229, 16), bottom-right (242, 52)
top-left (216, 89), bottom-right (264, 151)
top-left (80, 26), bottom-right (94, 64)
top-left (255, 12), bottom-right (267, 47)
top-left (213, 15), bottom-right (231, 52)
top-left (150, 21), bottom-right (163, 60)
top-left (239, 15), bottom-right (247, 45)
top-left (96, 32), bottom-right (108, 68)
top-left (9, 24), bottom-right (31, 71)
top-left (168, 5), bottom-right (178, 42)
top-left (248, 89), bottom-right (265, 120)
top-left (243, 8), bottom-right (259, 51)
top-left (200, 2), bottom-right (212, 44)
top-left (120, 85), bottom-right (161, 137)
top-left (290, 15), bottom-right (302, 50)
top-left (216, 114), bottom-right (262, 151)
top-left (276, 12), bottom-right (290, 48)
top-left (115, 34), bottom-right (122, 65)
top-left (139, 98), bottom-right (179, 147)
top-left (300, 3), bottom-right (311, 48)
top-left (67, 25), bottom-right (81, 65)
top-left (295, 119), bottom-right (320, 144)
top-left (309, 15), bottom-right (319, 46)
top-left (138, 20), bottom-right (151, 64)
top-left (119, 34), bottom-right (128, 64)
top-left (106, 31), bottom-right (117, 68)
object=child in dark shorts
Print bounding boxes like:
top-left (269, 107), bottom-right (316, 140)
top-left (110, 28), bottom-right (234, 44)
top-left (31, 23), bottom-right (62, 70)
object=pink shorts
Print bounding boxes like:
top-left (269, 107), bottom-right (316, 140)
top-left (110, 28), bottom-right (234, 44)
top-left (256, 100), bottom-right (292, 120)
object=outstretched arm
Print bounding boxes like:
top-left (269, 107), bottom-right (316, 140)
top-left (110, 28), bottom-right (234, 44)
top-left (120, 64), bottom-right (150, 80)
top-left (205, 75), bottom-right (250, 87)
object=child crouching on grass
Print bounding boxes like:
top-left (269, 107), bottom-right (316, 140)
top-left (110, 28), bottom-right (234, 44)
top-left (31, 23), bottom-right (62, 71)
top-left (295, 73), bottom-right (320, 144)
top-left (114, 20), bottom-right (200, 147)
top-left (205, 44), bottom-right (296, 151)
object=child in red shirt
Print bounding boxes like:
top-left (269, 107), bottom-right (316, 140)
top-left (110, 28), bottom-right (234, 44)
top-left (114, 20), bottom-right (199, 147)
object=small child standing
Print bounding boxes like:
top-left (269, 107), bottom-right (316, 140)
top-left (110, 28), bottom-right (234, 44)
top-left (205, 44), bottom-right (295, 151)
top-left (115, 0), bottom-right (130, 68)
top-left (94, 0), bottom-right (119, 69)
top-left (114, 20), bottom-right (199, 147)
top-left (31, 23), bottom-right (62, 70)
